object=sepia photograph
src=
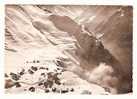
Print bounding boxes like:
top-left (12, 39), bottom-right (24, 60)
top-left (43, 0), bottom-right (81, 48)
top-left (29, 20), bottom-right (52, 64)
top-left (4, 5), bottom-right (132, 95)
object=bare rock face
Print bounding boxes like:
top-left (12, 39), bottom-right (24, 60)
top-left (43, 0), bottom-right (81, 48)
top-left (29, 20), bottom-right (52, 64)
top-left (5, 5), bottom-right (132, 94)
top-left (49, 10), bottom-right (132, 93)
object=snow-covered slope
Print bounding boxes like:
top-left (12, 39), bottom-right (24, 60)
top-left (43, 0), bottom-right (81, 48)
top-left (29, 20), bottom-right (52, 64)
top-left (5, 5), bottom-right (132, 94)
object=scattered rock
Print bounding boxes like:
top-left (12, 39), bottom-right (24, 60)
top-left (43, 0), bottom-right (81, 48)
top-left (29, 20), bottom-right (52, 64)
top-left (19, 69), bottom-right (25, 75)
top-left (70, 88), bottom-right (74, 92)
top-left (52, 88), bottom-right (56, 92)
top-left (39, 67), bottom-right (46, 70)
top-left (43, 82), bottom-right (48, 88)
top-left (57, 68), bottom-right (60, 70)
top-left (28, 69), bottom-right (34, 74)
top-left (10, 72), bottom-right (20, 81)
top-left (38, 82), bottom-right (43, 86)
top-left (29, 87), bottom-right (35, 92)
top-left (37, 60), bottom-right (40, 63)
top-left (5, 79), bottom-right (15, 89)
top-left (46, 68), bottom-right (49, 70)
top-left (15, 82), bottom-right (21, 88)
top-left (61, 88), bottom-right (69, 93)
top-left (33, 60), bottom-right (36, 63)
top-left (55, 80), bottom-right (61, 85)
top-left (55, 60), bottom-right (64, 67)
top-left (31, 66), bottom-right (38, 71)
top-left (41, 73), bottom-right (45, 76)
top-left (47, 81), bottom-right (53, 88)
top-left (5, 73), bottom-right (9, 77)
top-left (103, 87), bottom-right (111, 93)
top-left (5, 59), bottom-right (76, 94)
top-left (45, 89), bottom-right (50, 93)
